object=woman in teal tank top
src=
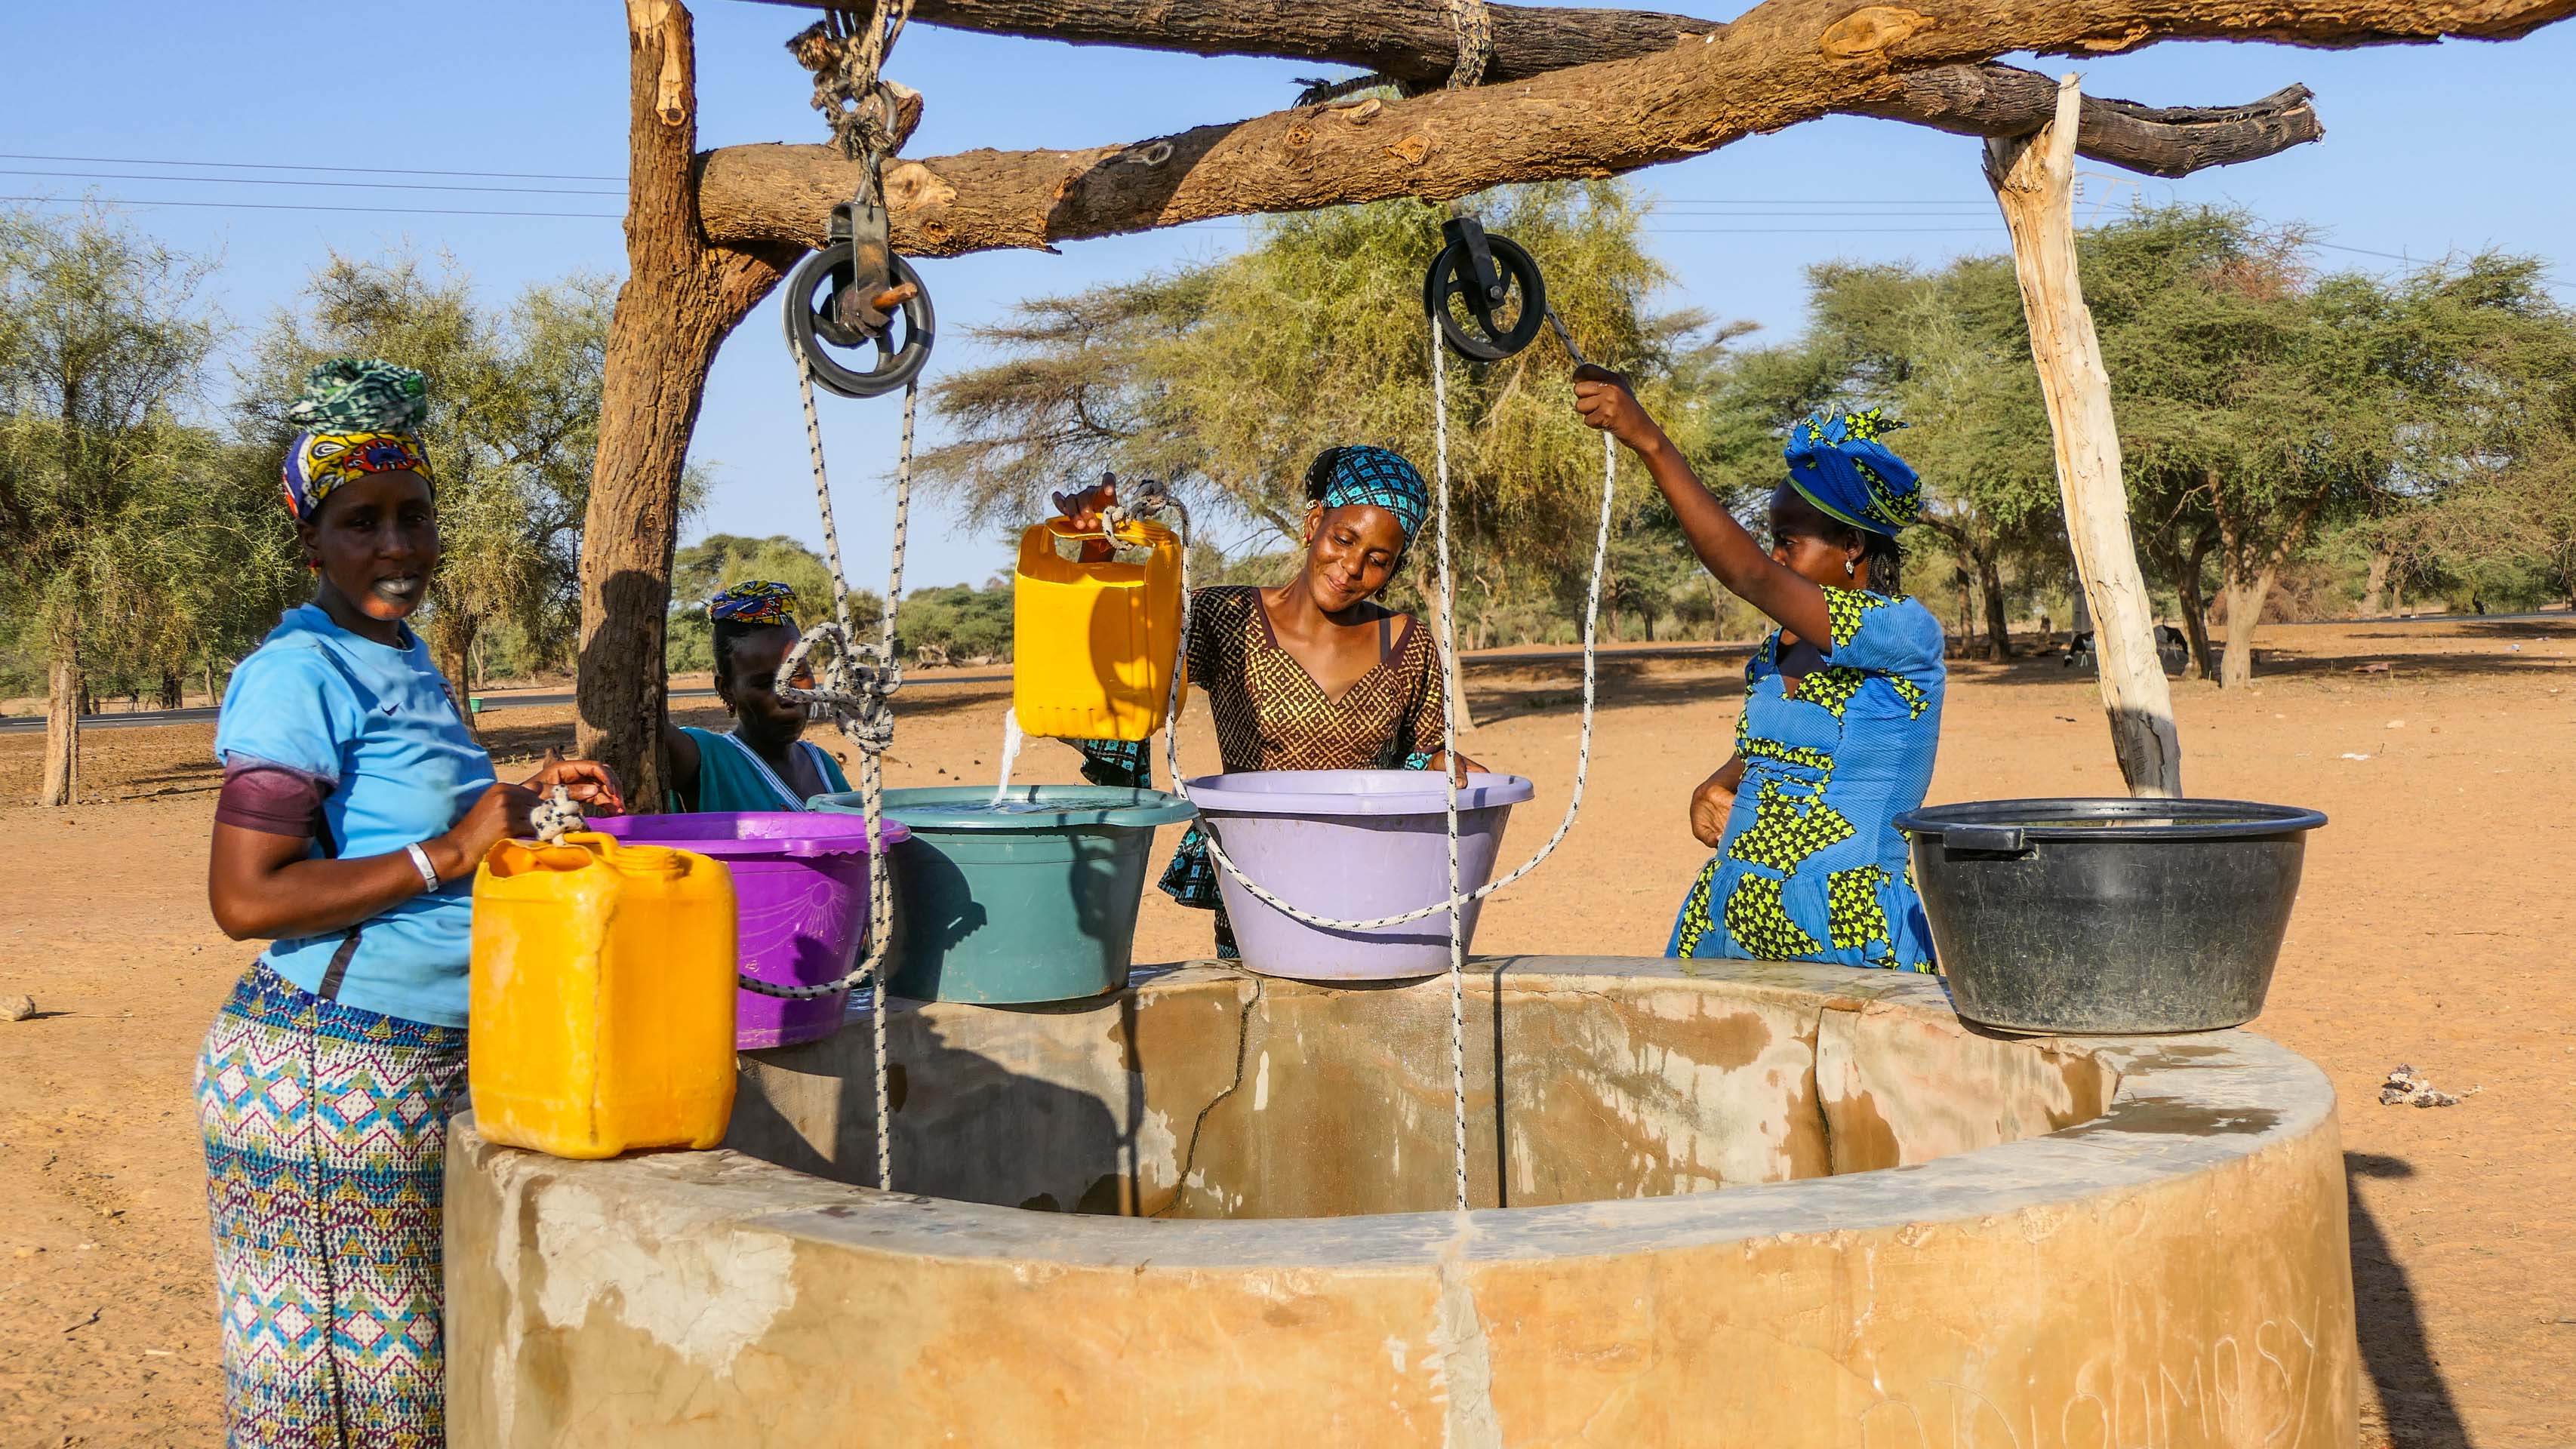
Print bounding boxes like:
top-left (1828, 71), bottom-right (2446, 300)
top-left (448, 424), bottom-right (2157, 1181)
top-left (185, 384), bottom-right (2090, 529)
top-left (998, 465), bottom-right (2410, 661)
top-left (663, 581), bottom-right (852, 812)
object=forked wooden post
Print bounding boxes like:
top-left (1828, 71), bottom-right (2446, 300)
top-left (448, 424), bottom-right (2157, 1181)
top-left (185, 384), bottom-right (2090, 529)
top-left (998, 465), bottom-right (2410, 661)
top-left (1985, 75), bottom-right (2184, 799)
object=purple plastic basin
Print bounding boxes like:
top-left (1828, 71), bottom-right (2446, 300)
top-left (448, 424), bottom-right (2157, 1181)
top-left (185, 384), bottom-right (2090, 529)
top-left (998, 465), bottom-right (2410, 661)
top-left (1184, 770), bottom-right (1537, 980)
top-left (592, 811), bottom-right (910, 1049)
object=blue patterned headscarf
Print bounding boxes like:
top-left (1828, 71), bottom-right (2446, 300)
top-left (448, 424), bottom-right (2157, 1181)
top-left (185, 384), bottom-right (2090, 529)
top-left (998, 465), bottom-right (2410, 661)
top-left (1306, 445), bottom-right (1430, 543)
top-left (280, 358), bottom-right (434, 522)
top-left (709, 580), bottom-right (799, 626)
top-left (1784, 409), bottom-right (1920, 537)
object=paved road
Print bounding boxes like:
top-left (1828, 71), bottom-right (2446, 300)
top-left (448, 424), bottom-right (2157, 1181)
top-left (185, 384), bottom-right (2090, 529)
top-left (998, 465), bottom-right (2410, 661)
top-left (3, 613), bottom-right (2558, 736)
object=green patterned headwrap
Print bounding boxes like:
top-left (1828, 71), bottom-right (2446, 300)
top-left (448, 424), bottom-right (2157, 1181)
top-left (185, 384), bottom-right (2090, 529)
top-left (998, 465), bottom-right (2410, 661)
top-left (280, 359), bottom-right (434, 521)
top-left (287, 358), bottom-right (429, 433)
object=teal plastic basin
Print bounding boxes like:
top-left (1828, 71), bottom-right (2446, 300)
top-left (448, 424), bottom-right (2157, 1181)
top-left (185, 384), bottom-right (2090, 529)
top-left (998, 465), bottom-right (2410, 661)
top-left (811, 786), bottom-right (1196, 1004)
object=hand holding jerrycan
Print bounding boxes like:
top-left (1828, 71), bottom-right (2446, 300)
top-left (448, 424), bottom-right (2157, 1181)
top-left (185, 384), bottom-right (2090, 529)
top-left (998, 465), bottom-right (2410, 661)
top-left (469, 832), bottom-right (737, 1159)
top-left (1012, 501), bottom-right (1183, 741)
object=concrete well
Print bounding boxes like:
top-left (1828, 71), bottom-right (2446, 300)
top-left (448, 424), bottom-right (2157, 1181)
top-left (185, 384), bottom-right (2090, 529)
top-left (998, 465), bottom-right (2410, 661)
top-left (446, 956), bottom-right (2357, 1447)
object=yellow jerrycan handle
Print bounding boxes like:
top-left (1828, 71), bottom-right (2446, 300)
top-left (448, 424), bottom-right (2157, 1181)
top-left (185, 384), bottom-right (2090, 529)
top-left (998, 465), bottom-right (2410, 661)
top-left (1011, 515), bottom-right (1184, 741)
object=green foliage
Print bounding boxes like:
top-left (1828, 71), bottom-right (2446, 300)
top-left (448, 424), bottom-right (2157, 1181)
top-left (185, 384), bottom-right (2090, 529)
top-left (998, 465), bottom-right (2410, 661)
top-left (893, 582), bottom-right (1014, 666)
top-left (918, 183), bottom-right (1729, 588)
top-left (0, 206), bottom-right (289, 733)
top-left (663, 532), bottom-right (1010, 671)
top-left (1685, 205), bottom-right (2576, 675)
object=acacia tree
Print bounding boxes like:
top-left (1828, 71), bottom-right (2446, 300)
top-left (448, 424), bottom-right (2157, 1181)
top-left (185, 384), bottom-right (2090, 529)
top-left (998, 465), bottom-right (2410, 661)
top-left (2344, 255), bottom-right (2576, 613)
top-left (239, 252), bottom-right (614, 711)
top-left (2094, 211), bottom-right (2567, 685)
top-left (0, 208), bottom-right (220, 804)
top-left (916, 180), bottom-right (1720, 722)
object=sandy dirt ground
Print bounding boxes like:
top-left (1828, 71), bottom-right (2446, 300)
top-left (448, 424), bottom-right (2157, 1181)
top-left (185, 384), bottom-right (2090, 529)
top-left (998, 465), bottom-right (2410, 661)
top-left (1, 617), bottom-right (2570, 1448)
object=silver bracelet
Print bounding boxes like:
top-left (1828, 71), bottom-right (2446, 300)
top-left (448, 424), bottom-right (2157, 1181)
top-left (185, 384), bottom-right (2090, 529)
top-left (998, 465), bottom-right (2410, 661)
top-left (405, 841), bottom-right (442, 894)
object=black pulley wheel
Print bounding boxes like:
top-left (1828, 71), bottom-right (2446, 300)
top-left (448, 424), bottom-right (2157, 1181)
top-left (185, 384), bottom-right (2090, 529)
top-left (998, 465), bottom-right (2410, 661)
top-left (1423, 232), bottom-right (1546, 362)
top-left (784, 245), bottom-right (935, 398)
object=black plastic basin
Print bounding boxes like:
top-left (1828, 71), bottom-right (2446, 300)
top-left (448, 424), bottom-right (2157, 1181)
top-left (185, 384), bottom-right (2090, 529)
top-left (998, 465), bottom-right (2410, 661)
top-left (1892, 798), bottom-right (2328, 1035)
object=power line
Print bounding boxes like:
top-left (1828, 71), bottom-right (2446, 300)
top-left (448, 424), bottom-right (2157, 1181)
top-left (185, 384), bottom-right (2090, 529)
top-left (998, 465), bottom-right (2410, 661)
top-left (3, 195), bottom-right (620, 220)
top-left (0, 168), bottom-right (626, 198)
top-left (1651, 197), bottom-right (1992, 207)
top-left (1647, 208), bottom-right (1996, 218)
top-left (0, 152), bottom-right (624, 183)
top-left (1647, 226), bottom-right (2002, 235)
top-left (2309, 240), bottom-right (2428, 265)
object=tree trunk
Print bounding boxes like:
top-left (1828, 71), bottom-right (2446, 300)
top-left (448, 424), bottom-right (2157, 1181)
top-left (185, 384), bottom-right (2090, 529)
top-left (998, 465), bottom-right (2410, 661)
top-left (574, 0), bottom-right (795, 806)
top-left (205, 660), bottom-right (220, 709)
top-left (2213, 488), bottom-right (2324, 690)
top-left (1987, 75), bottom-right (2181, 798)
top-left (38, 626), bottom-right (79, 807)
top-left (2175, 525), bottom-right (2218, 682)
top-left (435, 616), bottom-right (480, 737)
top-left (1973, 549), bottom-right (2014, 661)
top-left (2359, 547), bottom-right (2393, 617)
top-left (2217, 568), bottom-right (2270, 690)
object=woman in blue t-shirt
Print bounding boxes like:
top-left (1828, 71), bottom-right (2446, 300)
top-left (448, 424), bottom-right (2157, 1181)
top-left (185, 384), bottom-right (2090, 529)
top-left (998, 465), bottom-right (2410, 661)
top-left (195, 359), bottom-right (620, 1447)
top-left (1574, 371), bottom-right (1947, 971)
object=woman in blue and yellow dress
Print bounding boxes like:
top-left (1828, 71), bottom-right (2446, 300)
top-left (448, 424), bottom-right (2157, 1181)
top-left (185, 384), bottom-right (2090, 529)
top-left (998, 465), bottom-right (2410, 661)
top-left (1575, 374), bottom-right (1944, 970)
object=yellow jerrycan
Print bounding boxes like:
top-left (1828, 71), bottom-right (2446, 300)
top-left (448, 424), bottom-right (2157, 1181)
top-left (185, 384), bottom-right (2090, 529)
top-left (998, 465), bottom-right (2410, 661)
top-left (1012, 515), bottom-right (1185, 740)
top-left (469, 832), bottom-right (738, 1159)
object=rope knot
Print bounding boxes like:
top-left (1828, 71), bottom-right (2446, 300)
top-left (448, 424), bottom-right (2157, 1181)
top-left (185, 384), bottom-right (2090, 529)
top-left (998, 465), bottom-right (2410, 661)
top-left (531, 784), bottom-right (582, 844)
top-left (775, 622), bottom-right (903, 755)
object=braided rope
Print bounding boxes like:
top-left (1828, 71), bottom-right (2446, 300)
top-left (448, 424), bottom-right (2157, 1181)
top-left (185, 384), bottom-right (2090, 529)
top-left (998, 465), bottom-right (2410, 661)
top-left (802, 2), bottom-right (916, 164)
top-left (1432, 315), bottom-right (1469, 1212)
top-left (762, 346), bottom-right (913, 1193)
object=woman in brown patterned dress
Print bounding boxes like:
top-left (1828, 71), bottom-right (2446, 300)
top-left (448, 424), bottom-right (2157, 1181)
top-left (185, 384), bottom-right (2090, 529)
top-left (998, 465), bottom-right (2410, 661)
top-left (1056, 445), bottom-right (1480, 956)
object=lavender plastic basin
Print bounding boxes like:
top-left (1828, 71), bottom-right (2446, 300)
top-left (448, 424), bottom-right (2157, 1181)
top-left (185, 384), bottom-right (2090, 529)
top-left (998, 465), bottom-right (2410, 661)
top-left (592, 811), bottom-right (910, 1049)
top-left (1183, 770), bottom-right (1536, 980)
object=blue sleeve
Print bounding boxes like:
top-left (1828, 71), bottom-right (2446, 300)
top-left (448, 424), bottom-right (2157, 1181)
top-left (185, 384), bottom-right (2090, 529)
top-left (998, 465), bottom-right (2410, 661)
top-left (213, 644), bottom-right (360, 783)
top-left (1818, 589), bottom-right (1944, 685)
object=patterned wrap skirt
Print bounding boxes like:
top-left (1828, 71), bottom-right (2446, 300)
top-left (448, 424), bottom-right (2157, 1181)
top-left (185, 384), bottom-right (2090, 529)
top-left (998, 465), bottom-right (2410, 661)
top-left (195, 961), bottom-right (468, 1448)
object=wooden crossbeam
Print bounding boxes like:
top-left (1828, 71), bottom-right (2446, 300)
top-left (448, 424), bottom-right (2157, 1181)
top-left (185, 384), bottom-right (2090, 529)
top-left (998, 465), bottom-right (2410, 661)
top-left (700, 0), bottom-right (2576, 257)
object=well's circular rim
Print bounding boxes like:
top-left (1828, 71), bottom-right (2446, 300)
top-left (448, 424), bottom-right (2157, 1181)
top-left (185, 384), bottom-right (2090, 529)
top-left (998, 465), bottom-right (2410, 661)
top-left (455, 955), bottom-right (2335, 1272)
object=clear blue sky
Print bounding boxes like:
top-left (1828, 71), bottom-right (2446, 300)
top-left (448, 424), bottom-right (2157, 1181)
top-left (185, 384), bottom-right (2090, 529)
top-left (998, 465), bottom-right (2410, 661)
top-left (8, 2), bottom-right (2574, 586)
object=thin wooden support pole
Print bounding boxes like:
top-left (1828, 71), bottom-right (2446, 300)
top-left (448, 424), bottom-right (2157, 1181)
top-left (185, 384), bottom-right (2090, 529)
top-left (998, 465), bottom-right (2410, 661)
top-left (1986, 74), bottom-right (2184, 799)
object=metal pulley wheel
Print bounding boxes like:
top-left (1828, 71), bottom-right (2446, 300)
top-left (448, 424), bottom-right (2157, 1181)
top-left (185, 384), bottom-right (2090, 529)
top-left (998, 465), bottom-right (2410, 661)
top-left (784, 201), bottom-right (936, 398)
top-left (1423, 214), bottom-right (1546, 363)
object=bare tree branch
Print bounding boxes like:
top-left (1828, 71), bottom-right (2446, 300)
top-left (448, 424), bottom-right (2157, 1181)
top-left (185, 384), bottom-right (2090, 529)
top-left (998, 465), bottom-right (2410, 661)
top-left (738, 0), bottom-right (2322, 186)
top-left (703, 0), bottom-right (2571, 257)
